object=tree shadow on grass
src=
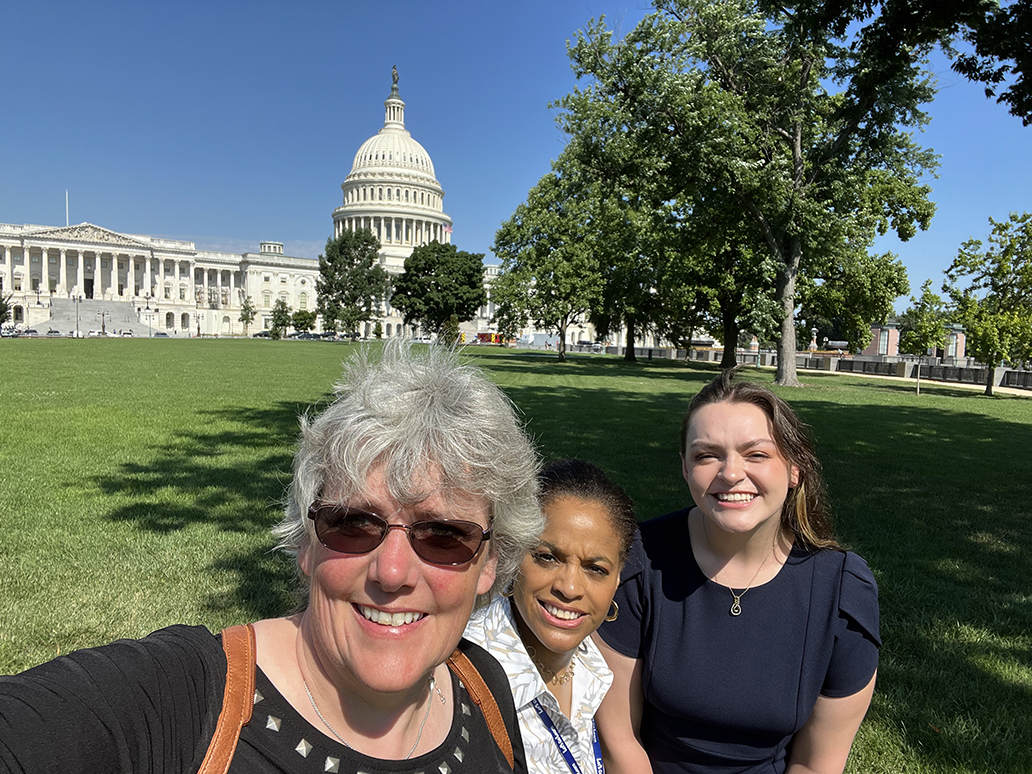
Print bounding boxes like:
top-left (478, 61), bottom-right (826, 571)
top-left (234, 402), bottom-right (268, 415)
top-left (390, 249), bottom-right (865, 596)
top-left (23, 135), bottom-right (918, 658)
top-left (502, 374), bottom-right (1032, 774)
top-left (96, 400), bottom-right (319, 621)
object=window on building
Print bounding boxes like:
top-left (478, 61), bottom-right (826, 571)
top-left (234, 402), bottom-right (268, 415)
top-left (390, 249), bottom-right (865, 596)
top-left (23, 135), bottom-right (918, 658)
top-left (396, 189), bottom-right (400, 200)
top-left (947, 334), bottom-right (957, 358)
top-left (280, 276), bottom-right (287, 284)
top-left (379, 188), bottom-right (383, 200)
top-left (166, 312), bottom-right (175, 329)
top-left (387, 188), bottom-right (392, 200)
top-left (299, 292), bottom-right (308, 310)
top-left (13, 277), bottom-right (21, 291)
top-left (878, 329), bottom-right (889, 355)
top-left (263, 275), bottom-right (271, 283)
top-left (179, 286), bottom-right (186, 300)
top-left (279, 292), bottom-right (288, 303)
top-left (263, 291), bottom-right (271, 307)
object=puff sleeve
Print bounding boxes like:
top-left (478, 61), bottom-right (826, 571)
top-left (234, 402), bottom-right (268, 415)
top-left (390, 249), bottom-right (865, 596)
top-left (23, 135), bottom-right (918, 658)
top-left (821, 551), bottom-right (881, 698)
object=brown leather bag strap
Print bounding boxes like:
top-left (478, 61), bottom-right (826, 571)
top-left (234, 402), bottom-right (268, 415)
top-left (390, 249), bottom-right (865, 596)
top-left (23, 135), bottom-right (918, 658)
top-left (197, 624), bottom-right (256, 774)
top-left (446, 648), bottom-right (514, 769)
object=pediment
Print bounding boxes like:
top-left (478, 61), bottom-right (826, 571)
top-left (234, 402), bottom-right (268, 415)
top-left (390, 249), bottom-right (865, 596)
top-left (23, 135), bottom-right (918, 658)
top-left (27, 222), bottom-right (152, 249)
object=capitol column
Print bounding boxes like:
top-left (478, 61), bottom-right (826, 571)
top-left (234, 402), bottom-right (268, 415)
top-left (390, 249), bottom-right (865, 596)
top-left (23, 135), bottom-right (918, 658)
top-left (77, 250), bottom-right (85, 297)
top-left (144, 256), bottom-right (152, 300)
top-left (58, 249), bottom-right (67, 296)
top-left (217, 268), bottom-right (223, 308)
top-left (2, 246), bottom-right (10, 295)
top-left (39, 248), bottom-right (49, 299)
top-left (128, 254), bottom-right (136, 297)
top-left (229, 267), bottom-right (236, 306)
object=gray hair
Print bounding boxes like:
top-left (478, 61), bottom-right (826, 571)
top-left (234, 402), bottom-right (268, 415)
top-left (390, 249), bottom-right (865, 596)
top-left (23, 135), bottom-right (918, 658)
top-left (274, 340), bottom-right (543, 607)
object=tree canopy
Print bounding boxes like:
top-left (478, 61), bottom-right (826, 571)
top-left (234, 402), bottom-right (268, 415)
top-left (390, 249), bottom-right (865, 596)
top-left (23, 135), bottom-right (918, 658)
top-left (238, 295), bottom-right (256, 334)
top-left (777, 0), bottom-right (1032, 125)
top-left (944, 212), bottom-right (1032, 395)
top-left (558, 0), bottom-right (931, 383)
top-left (269, 299), bottom-right (292, 340)
top-left (390, 241), bottom-right (487, 336)
top-left (492, 163), bottom-right (605, 362)
top-left (316, 229), bottom-right (389, 336)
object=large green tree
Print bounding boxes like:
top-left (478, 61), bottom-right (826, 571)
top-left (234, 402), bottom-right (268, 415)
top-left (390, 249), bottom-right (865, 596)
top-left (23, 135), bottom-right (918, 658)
top-left (0, 294), bottom-right (12, 327)
top-left (390, 241), bottom-right (487, 336)
top-left (238, 295), bottom-right (256, 336)
top-left (493, 168), bottom-right (604, 363)
top-left (559, 0), bottom-right (932, 385)
top-left (944, 212), bottom-right (1032, 396)
top-left (269, 299), bottom-right (292, 340)
top-left (291, 310), bottom-right (317, 334)
top-left (898, 279), bottom-right (949, 394)
top-left (316, 229), bottom-right (389, 337)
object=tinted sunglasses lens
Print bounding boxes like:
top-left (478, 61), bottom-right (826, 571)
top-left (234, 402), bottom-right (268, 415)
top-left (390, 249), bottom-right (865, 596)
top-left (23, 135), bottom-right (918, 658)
top-left (409, 520), bottom-right (486, 565)
top-left (311, 507), bottom-right (386, 554)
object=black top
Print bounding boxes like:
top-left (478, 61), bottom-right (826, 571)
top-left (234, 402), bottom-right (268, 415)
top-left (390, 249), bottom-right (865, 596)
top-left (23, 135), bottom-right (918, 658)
top-left (597, 509), bottom-right (880, 774)
top-left (0, 625), bottom-right (526, 774)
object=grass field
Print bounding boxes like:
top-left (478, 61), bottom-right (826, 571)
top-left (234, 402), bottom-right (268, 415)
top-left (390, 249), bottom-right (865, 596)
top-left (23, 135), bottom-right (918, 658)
top-left (1, 339), bottom-right (1030, 773)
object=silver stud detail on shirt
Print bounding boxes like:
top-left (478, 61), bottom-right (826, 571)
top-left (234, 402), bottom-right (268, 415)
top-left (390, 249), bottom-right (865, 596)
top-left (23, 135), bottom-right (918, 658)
top-left (438, 763), bottom-right (452, 774)
top-left (266, 715), bottom-right (281, 732)
top-left (296, 739), bottom-right (313, 758)
top-left (453, 747), bottom-right (464, 762)
top-left (254, 689), bottom-right (264, 704)
top-left (324, 758), bottom-right (339, 773)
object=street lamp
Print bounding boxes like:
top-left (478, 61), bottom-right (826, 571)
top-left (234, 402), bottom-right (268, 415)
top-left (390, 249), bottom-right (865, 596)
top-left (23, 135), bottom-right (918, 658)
top-left (96, 310), bottom-right (111, 336)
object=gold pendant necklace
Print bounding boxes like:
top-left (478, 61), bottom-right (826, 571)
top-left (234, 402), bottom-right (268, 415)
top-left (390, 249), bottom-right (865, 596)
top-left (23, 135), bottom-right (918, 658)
top-left (702, 517), bottom-right (777, 617)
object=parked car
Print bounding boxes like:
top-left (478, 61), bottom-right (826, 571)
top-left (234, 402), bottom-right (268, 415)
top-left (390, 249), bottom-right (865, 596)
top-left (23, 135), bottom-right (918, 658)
top-left (21, 329), bottom-right (39, 337)
top-left (154, 332), bottom-right (170, 338)
top-left (252, 330), bottom-right (271, 338)
top-left (120, 330), bottom-right (135, 337)
top-left (46, 329), bottom-right (62, 337)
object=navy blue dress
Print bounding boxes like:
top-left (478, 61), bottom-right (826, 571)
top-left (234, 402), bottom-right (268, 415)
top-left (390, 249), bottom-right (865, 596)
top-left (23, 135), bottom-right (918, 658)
top-left (597, 509), bottom-right (880, 774)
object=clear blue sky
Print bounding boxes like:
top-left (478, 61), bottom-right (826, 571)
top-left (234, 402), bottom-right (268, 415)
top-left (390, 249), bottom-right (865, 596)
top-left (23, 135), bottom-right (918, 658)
top-left (2, 1), bottom-right (1028, 312)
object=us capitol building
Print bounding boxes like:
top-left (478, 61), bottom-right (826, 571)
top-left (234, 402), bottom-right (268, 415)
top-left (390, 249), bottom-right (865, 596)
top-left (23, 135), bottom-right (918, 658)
top-left (1, 69), bottom-right (496, 338)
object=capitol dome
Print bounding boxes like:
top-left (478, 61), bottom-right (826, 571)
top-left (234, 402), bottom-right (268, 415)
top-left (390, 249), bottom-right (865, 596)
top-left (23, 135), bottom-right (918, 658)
top-left (350, 129), bottom-right (436, 181)
top-left (332, 68), bottom-right (452, 278)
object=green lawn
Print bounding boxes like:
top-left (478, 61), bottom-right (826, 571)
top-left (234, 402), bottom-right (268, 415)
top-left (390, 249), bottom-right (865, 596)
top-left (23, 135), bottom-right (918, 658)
top-left (1, 339), bottom-right (1029, 773)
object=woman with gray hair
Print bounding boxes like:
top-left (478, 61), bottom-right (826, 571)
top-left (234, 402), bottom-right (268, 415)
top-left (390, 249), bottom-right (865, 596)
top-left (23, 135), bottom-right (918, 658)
top-left (0, 341), bottom-right (542, 774)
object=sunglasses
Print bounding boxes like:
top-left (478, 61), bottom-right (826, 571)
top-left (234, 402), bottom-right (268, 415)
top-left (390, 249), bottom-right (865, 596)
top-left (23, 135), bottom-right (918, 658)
top-left (307, 503), bottom-right (492, 567)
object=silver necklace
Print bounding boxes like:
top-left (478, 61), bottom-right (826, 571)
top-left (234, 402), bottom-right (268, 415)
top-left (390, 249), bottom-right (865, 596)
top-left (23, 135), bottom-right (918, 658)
top-left (702, 518), bottom-right (777, 616)
top-left (303, 675), bottom-right (437, 759)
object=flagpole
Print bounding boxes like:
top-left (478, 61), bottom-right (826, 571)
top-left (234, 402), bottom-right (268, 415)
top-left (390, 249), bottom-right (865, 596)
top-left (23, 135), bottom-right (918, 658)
top-left (66, 190), bottom-right (69, 226)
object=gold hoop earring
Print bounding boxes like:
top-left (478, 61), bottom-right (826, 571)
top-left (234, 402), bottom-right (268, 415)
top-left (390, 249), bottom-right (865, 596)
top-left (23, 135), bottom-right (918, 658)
top-left (605, 600), bottom-right (619, 622)
top-left (501, 583), bottom-right (514, 598)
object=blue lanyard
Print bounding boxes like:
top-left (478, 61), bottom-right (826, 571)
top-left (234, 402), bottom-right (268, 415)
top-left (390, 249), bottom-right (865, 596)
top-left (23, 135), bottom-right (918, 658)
top-left (530, 698), bottom-right (605, 774)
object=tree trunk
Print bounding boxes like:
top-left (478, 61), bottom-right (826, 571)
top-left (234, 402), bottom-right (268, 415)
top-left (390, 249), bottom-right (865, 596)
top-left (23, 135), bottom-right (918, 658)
top-left (720, 310), bottom-right (740, 370)
top-left (557, 321), bottom-right (567, 363)
top-left (915, 362), bottom-right (921, 395)
top-left (624, 318), bottom-right (637, 361)
top-left (774, 235), bottom-right (803, 387)
top-left (985, 358), bottom-right (995, 396)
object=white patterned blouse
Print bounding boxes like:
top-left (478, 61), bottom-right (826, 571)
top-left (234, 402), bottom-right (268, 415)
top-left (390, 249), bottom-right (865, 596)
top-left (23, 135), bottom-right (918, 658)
top-left (464, 595), bottom-right (614, 774)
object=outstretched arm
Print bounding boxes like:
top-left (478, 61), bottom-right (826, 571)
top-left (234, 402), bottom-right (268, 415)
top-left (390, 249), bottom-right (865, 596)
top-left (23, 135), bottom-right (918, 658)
top-left (591, 633), bottom-right (653, 774)
top-left (786, 672), bottom-right (877, 774)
